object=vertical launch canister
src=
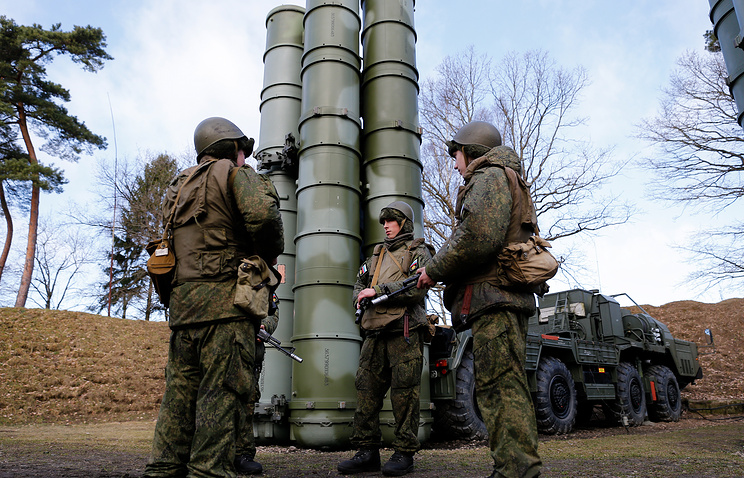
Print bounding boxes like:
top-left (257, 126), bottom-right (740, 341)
top-left (710, 0), bottom-right (744, 129)
top-left (290, 0), bottom-right (363, 448)
top-left (255, 4), bottom-right (305, 445)
top-left (359, 0), bottom-right (431, 444)
top-left (360, 0), bottom-right (424, 254)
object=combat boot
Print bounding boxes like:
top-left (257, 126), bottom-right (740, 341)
top-left (337, 448), bottom-right (381, 474)
top-left (234, 454), bottom-right (263, 475)
top-left (382, 451), bottom-right (414, 476)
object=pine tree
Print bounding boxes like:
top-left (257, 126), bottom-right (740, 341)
top-left (0, 16), bottom-right (112, 306)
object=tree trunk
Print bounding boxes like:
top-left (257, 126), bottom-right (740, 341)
top-left (145, 281), bottom-right (153, 321)
top-left (15, 104), bottom-right (39, 308)
top-left (0, 183), bottom-right (13, 284)
top-left (15, 184), bottom-right (39, 307)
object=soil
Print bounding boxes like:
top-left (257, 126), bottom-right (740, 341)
top-left (1, 414), bottom-right (743, 477)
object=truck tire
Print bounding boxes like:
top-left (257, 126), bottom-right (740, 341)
top-left (606, 362), bottom-right (646, 426)
top-left (432, 348), bottom-right (488, 440)
top-left (646, 365), bottom-right (682, 422)
top-left (534, 356), bottom-right (577, 434)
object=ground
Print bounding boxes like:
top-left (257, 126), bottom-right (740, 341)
top-left (0, 298), bottom-right (743, 477)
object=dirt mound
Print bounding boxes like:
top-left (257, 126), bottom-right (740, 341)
top-left (0, 308), bottom-right (169, 425)
top-left (1, 298), bottom-right (742, 425)
top-left (639, 298), bottom-right (744, 402)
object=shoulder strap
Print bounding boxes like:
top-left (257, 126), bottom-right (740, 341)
top-left (370, 247), bottom-right (386, 287)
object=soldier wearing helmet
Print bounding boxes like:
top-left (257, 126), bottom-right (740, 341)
top-left (144, 117), bottom-right (284, 478)
top-left (338, 201), bottom-right (434, 476)
top-left (417, 121), bottom-right (542, 478)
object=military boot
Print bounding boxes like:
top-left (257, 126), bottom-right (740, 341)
top-left (382, 451), bottom-right (414, 476)
top-left (234, 454), bottom-right (263, 475)
top-left (337, 448), bottom-right (381, 474)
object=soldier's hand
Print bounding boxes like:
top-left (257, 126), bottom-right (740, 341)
top-left (257, 324), bottom-right (266, 342)
top-left (356, 288), bottom-right (376, 307)
top-left (416, 268), bottom-right (436, 289)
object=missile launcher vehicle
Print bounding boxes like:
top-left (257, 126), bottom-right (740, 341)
top-left (429, 288), bottom-right (706, 439)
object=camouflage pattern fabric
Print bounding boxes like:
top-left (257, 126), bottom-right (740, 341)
top-left (164, 159), bottom-right (284, 329)
top-left (352, 238), bottom-right (433, 333)
top-left (426, 146), bottom-right (536, 327)
top-left (350, 328), bottom-right (424, 453)
top-left (145, 156), bottom-right (283, 477)
top-left (424, 145), bottom-right (541, 475)
top-left (144, 320), bottom-right (255, 478)
top-left (472, 310), bottom-right (541, 478)
top-left (236, 311), bottom-right (279, 459)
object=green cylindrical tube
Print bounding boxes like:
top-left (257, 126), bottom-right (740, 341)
top-left (254, 4), bottom-right (305, 445)
top-left (710, 0), bottom-right (744, 128)
top-left (291, 0), bottom-right (363, 448)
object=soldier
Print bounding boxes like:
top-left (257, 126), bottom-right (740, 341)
top-left (416, 121), bottom-right (542, 478)
top-left (337, 201), bottom-right (433, 477)
top-left (234, 294), bottom-right (280, 475)
top-left (143, 117), bottom-right (284, 478)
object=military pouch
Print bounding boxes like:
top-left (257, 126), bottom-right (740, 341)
top-left (234, 255), bottom-right (281, 320)
top-left (146, 238), bottom-right (176, 307)
top-left (498, 235), bottom-right (559, 295)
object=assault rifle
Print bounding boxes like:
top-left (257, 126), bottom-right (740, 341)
top-left (355, 273), bottom-right (421, 324)
top-left (257, 328), bottom-right (303, 363)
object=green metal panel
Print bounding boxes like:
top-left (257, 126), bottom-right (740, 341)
top-left (291, 0), bottom-right (362, 448)
top-left (254, 4), bottom-right (305, 445)
top-left (710, 0), bottom-right (744, 128)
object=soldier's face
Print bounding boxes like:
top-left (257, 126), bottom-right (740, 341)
top-left (237, 150), bottom-right (246, 167)
top-left (454, 150), bottom-right (468, 177)
top-left (383, 219), bottom-right (401, 239)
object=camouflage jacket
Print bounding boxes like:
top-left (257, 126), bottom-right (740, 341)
top-left (164, 156), bottom-right (284, 329)
top-left (426, 146), bottom-right (536, 330)
top-left (353, 236), bottom-right (433, 332)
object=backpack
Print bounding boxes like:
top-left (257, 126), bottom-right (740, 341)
top-left (497, 166), bottom-right (560, 296)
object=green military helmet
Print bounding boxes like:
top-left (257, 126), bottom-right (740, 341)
top-left (194, 117), bottom-right (247, 156)
top-left (447, 121), bottom-right (502, 157)
top-left (378, 200), bottom-right (414, 224)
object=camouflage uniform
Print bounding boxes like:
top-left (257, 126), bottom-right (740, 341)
top-left (351, 230), bottom-right (433, 454)
top-left (426, 146), bottom-right (542, 478)
top-left (144, 157), bottom-right (284, 478)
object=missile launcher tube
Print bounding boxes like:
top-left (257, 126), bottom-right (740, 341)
top-left (290, 0), bottom-right (363, 448)
top-left (254, 4), bottom-right (306, 444)
top-left (360, 0), bottom-right (424, 252)
top-left (710, 0), bottom-right (744, 128)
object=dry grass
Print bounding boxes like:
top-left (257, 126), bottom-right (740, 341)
top-left (0, 298), bottom-right (742, 427)
top-left (0, 308), bottom-right (169, 425)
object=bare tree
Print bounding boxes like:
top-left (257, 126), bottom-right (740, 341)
top-left (419, 47), bottom-right (632, 315)
top-left (637, 46), bottom-right (744, 292)
top-left (490, 50), bottom-right (633, 241)
top-left (29, 220), bottom-right (97, 309)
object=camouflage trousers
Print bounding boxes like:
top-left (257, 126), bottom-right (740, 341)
top-left (143, 320), bottom-right (256, 478)
top-left (472, 310), bottom-right (541, 478)
top-left (235, 342), bottom-right (266, 459)
top-left (351, 328), bottom-right (424, 453)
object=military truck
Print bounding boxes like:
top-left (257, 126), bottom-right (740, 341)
top-left (428, 288), bottom-right (705, 439)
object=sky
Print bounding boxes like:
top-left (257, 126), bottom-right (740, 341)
top-left (0, 0), bottom-right (739, 309)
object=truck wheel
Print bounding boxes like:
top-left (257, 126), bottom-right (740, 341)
top-left (607, 362), bottom-right (646, 426)
top-left (534, 356), bottom-right (577, 434)
top-left (432, 348), bottom-right (488, 440)
top-left (646, 365), bottom-right (682, 422)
